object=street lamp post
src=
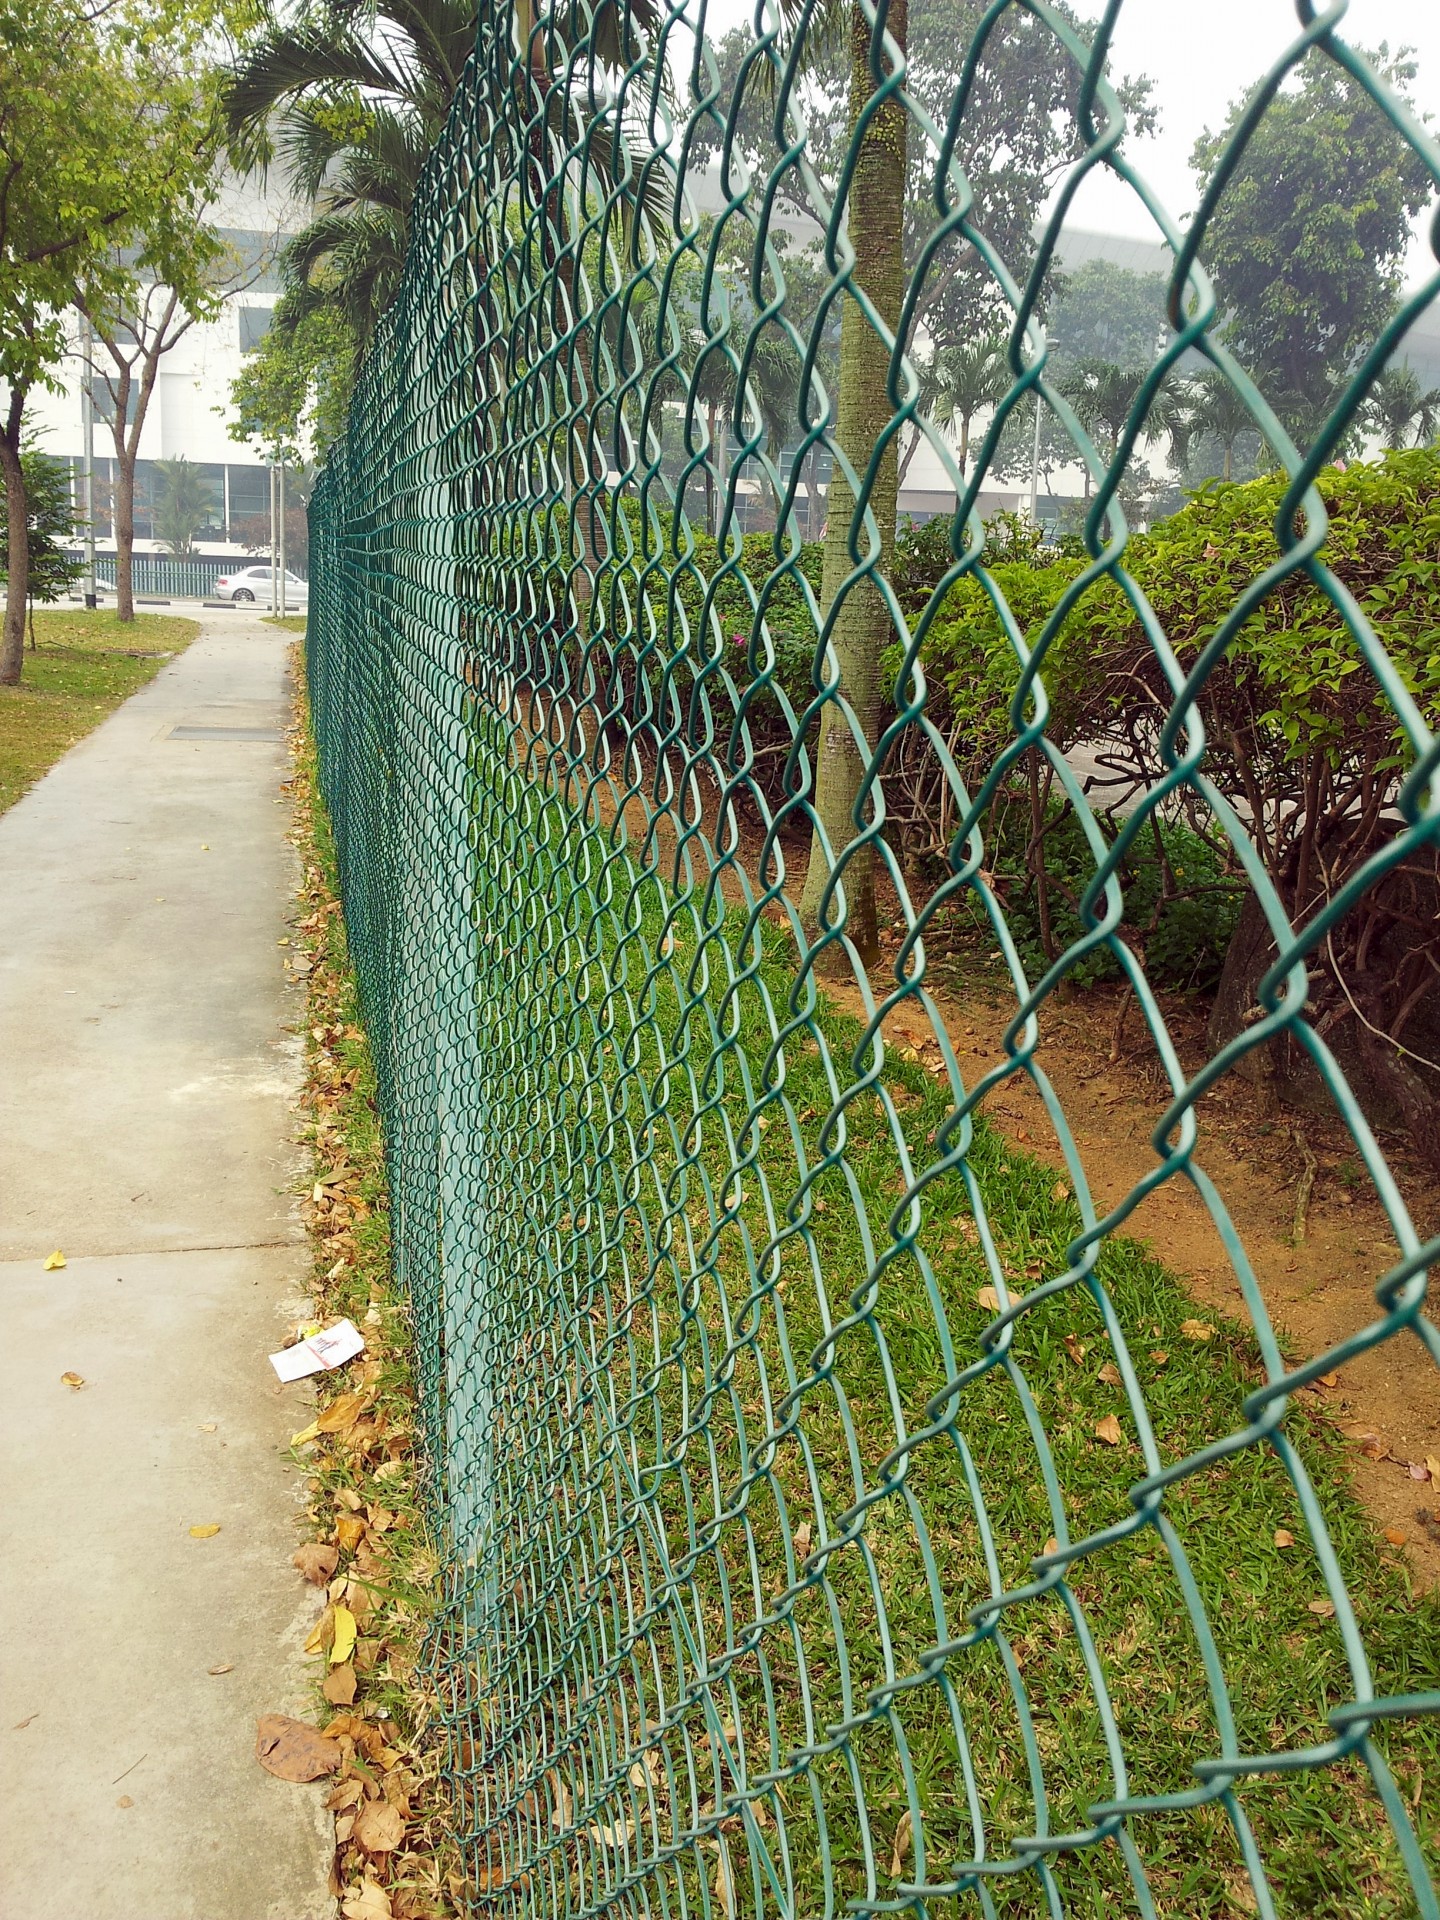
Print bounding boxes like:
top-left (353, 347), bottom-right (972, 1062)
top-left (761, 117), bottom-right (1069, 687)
top-left (80, 312), bottom-right (97, 609)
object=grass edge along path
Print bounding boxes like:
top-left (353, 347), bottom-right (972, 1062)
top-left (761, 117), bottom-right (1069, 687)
top-left (286, 666), bottom-right (462, 1920)
top-left (0, 608), bottom-right (199, 816)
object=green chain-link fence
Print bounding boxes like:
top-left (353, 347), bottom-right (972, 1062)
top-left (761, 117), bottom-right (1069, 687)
top-left (306, 0), bottom-right (1440, 1909)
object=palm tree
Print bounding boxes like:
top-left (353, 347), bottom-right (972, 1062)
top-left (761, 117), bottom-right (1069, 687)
top-left (1365, 364), bottom-right (1440, 451)
top-left (224, 0), bottom-right (479, 351)
top-left (153, 458), bottom-right (219, 556)
top-left (1176, 367), bottom-right (1263, 482)
top-left (934, 331), bottom-right (1010, 476)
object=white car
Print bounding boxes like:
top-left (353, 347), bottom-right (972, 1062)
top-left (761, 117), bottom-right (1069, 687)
top-left (213, 564), bottom-right (309, 607)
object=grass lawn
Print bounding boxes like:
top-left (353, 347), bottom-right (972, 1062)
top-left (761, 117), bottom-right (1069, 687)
top-left (424, 782), bottom-right (1439, 1918)
top-left (0, 607), bottom-right (199, 816)
top-left (267, 615), bottom-right (308, 633)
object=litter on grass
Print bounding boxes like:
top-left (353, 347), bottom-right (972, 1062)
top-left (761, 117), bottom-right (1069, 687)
top-left (269, 1317), bottom-right (365, 1382)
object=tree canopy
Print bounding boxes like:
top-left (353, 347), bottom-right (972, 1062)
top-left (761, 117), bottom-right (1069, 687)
top-left (1192, 46), bottom-right (1432, 443)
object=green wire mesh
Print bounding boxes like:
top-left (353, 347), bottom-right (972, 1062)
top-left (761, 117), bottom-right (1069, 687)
top-left (305, 0), bottom-right (1440, 1910)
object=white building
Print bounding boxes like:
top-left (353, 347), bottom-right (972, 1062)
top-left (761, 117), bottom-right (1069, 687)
top-left (27, 172), bottom-right (305, 569)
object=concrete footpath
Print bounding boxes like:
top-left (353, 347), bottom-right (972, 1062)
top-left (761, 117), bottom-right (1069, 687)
top-left (0, 616), bottom-right (333, 1918)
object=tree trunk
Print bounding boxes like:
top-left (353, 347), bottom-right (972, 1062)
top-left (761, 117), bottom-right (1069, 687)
top-left (797, 0), bottom-right (908, 970)
top-left (114, 452), bottom-right (136, 623)
top-left (0, 389), bottom-right (29, 687)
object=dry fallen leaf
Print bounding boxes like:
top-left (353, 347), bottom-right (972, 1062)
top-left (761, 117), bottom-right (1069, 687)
top-left (199, 1422), bottom-right (217, 1433)
top-left (330, 1606), bottom-right (358, 1667)
top-left (1273, 1529), bottom-right (1296, 1549)
top-left (1179, 1320), bottom-right (1213, 1343)
top-left (1097, 1362), bottom-right (1122, 1387)
top-left (326, 1779), bottom-right (365, 1812)
top-left (60, 1372), bottom-right (85, 1391)
top-left (1308, 1599), bottom-right (1337, 1619)
top-left (290, 1422), bottom-right (321, 1447)
top-left (189, 1524), bottom-right (222, 1540)
top-left (43, 1250), bottom-right (66, 1271)
top-left (1042, 1535), bottom-right (1059, 1557)
top-left (889, 1809), bottom-right (914, 1878)
top-left (323, 1661), bottom-right (358, 1706)
top-left (304, 1607), bottom-right (336, 1657)
top-left (293, 1543), bottom-right (340, 1586)
top-left (207, 1663), bottom-right (234, 1676)
top-left (353, 1795), bottom-right (404, 1853)
top-left (1050, 1181), bottom-right (1069, 1203)
top-left (1427, 1455), bottom-right (1440, 1486)
top-left (1384, 1528), bottom-right (1408, 1546)
top-left (255, 1714), bottom-right (341, 1781)
top-left (588, 1818), bottom-right (635, 1848)
top-left (975, 1285), bottom-right (1002, 1313)
top-left (317, 1392), bottom-right (368, 1435)
top-left (793, 1522), bottom-right (813, 1560)
top-left (1063, 1333), bottom-right (1087, 1366)
top-left (116, 1795), bottom-right (133, 1809)
top-left (1093, 1414), bottom-right (1125, 1447)
top-left (341, 1878), bottom-right (393, 1920)
top-left (1150, 1350), bottom-right (1169, 1369)
top-left (335, 1514), bottom-right (367, 1553)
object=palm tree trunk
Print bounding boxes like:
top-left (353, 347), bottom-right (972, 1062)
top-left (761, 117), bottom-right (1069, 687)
top-left (1, 387), bottom-right (30, 687)
top-left (797, 0), bottom-right (908, 969)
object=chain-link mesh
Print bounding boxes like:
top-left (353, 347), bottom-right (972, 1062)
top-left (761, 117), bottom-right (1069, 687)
top-left (305, 0), bottom-right (1440, 1910)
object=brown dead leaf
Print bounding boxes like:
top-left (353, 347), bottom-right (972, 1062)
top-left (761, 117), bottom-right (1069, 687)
top-left (1273, 1529), bottom-right (1296, 1549)
top-left (317, 1393), bottom-right (368, 1435)
top-left (1150, 1350), bottom-right (1169, 1369)
top-left (255, 1714), bottom-right (342, 1781)
top-left (207, 1663), bottom-right (234, 1675)
top-left (335, 1515), bottom-right (367, 1553)
top-left (116, 1794), bottom-right (133, 1809)
top-left (714, 1840), bottom-right (736, 1918)
top-left (326, 1779), bottom-right (365, 1812)
top-left (323, 1662), bottom-right (358, 1705)
top-left (1097, 1362), bottom-right (1122, 1387)
top-left (1093, 1414), bottom-right (1125, 1447)
top-left (340, 1879), bottom-right (392, 1920)
top-left (1179, 1319), bottom-right (1213, 1343)
top-left (1384, 1528), bottom-right (1408, 1546)
top-left (889, 1808), bottom-right (914, 1879)
top-left (1063, 1334), bottom-right (1086, 1366)
top-left (588, 1818), bottom-right (635, 1848)
top-left (353, 1796), bottom-right (405, 1853)
top-left (1042, 1536), bottom-right (1059, 1557)
top-left (1308, 1599), bottom-right (1337, 1619)
top-left (305, 1607), bottom-right (336, 1657)
top-left (294, 1543), bottom-right (340, 1586)
top-left (793, 1522), bottom-right (813, 1560)
top-left (975, 1285), bottom-right (1002, 1313)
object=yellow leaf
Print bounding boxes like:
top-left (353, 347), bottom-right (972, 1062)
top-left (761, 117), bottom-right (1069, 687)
top-left (1179, 1319), bottom-right (1213, 1343)
top-left (317, 1392), bottom-right (367, 1434)
top-left (43, 1250), bottom-right (66, 1271)
top-left (1273, 1529), bottom-right (1296, 1549)
top-left (290, 1422), bottom-right (321, 1448)
top-left (330, 1605), bottom-right (358, 1667)
top-left (1427, 1455), bottom-right (1440, 1486)
top-left (1093, 1415), bottom-right (1124, 1447)
top-left (189, 1523), bottom-right (222, 1539)
top-left (304, 1606), bottom-right (335, 1656)
top-left (60, 1371), bottom-right (85, 1391)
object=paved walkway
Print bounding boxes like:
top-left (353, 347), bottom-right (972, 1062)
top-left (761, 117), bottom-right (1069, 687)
top-left (0, 616), bottom-right (333, 1918)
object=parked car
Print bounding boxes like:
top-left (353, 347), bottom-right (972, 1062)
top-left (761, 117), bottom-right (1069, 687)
top-left (212, 564), bottom-right (309, 607)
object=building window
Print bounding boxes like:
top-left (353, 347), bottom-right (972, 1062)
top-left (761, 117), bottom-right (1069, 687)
top-left (238, 306), bottom-right (274, 353)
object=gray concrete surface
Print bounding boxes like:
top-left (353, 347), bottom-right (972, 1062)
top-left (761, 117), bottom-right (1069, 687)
top-left (0, 615), bottom-right (334, 1919)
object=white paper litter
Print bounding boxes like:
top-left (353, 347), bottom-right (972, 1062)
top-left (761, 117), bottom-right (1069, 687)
top-left (269, 1318), bottom-right (366, 1382)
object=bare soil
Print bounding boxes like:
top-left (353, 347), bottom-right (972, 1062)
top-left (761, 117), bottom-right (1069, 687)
top-left (826, 945), bottom-right (1440, 1591)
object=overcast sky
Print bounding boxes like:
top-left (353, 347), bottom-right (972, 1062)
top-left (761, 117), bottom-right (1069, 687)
top-left (694, 0), bottom-right (1439, 285)
top-left (1066, 0), bottom-right (1440, 283)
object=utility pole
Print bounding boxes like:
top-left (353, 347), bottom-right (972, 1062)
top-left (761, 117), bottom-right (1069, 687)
top-left (269, 458), bottom-right (278, 612)
top-left (80, 312), bottom-right (97, 609)
top-left (278, 459), bottom-right (286, 620)
top-left (1028, 388), bottom-right (1042, 531)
